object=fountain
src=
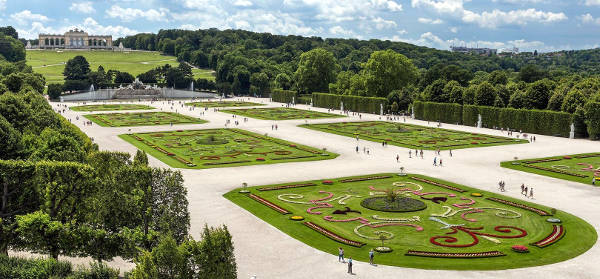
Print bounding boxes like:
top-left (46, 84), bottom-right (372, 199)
top-left (411, 106), bottom-right (415, 119)
top-left (113, 78), bottom-right (161, 99)
top-left (89, 84), bottom-right (95, 92)
top-left (380, 103), bottom-right (384, 116)
top-left (477, 114), bottom-right (482, 128)
top-left (340, 101), bottom-right (344, 111)
top-left (190, 81), bottom-right (194, 92)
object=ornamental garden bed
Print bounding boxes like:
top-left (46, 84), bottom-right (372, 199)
top-left (501, 153), bottom-right (600, 186)
top-left (119, 128), bottom-right (338, 169)
top-left (84, 111), bottom-right (206, 127)
top-left (70, 104), bottom-right (155, 111)
top-left (224, 173), bottom-right (596, 270)
top-left (220, 107), bottom-right (345, 120)
top-left (300, 121), bottom-right (528, 150)
top-left (185, 101), bottom-right (265, 108)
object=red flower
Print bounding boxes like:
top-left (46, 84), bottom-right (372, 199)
top-left (511, 245), bottom-right (529, 253)
top-left (322, 180), bottom-right (334, 185)
top-left (256, 158), bottom-right (265, 161)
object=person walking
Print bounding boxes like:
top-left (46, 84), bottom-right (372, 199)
top-left (396, 154), bottom-right (400, 162)
top-left (449, 149), bottom-right (453, 157)
top-left (409, 150), bottom-right (412, 158)
top-left (369, 249), bottom-right (374, 265)
top-left (347, 257), bottom-right (353, 274)
top-left (529, 188), bottom-right (534, 199)
top-left (338, 247), bottom-right (345, 262)
top-left (439, 158), bottom-right (443, 167)
top-left (524, 186), bottom-right (528, 197)
top-left (433, 157), bottom-right (437, 166)
top-left (356, 146), bottom-right (359, 153)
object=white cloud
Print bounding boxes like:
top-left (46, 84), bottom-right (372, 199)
top-left (10, 10), bottom-right (50, 26)
top-left (284, 0), bottom-right (402, 23)
top-left (233, 0), bottom-right (253, 7)
top-left (418, 17), bottom-right (443, 24)
top-left (581, 13), bottom-right (600, 24)
top-left (69, 2), bottom-right (95, 14)
top-left (329, 25), bottom-right (356, 37)
top-left (16, 18), bottom-right (138, 40)
top-left (584, 0), bottom-right (600, 6)
top-left (372, 17), bottom-right (397, 29)
top-left (0, 0), bottom-right (6, 11)
top-left (106, 5), bottom-right (170, 22)
top-left (449, 26), bottom-right (458, 33)
top-left (411, 0), bottom-right (567, 28)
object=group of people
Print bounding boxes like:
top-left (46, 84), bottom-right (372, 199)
top-left (521, 183), bottom-right (534, 198)
top-left (498, 180), bottom-right (507, 192)
top-left (338, 247), bottom-right (376, 275)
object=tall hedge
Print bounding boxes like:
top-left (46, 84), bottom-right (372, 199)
top-left (584, 102), bottom-right (600, 140)
top-left (413, 101), bottom-right (462, 124)
top-left (271, 89), bottom-right (297, 103)
top-left (413, 101), bottom-right (575, 137)
top-left (312, 93), bottom-right (387, 114)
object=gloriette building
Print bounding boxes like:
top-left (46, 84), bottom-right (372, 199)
top-left (38, 28), bottom-right (112, 49)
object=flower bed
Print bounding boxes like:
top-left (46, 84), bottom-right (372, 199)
top-left (258, 183), bottom-right (317, 191)
top-left (303, 221), bottom-right (365, 247)
top-left (203, 160), bottom-right (252, 166)
top-left (574, 154), bottom-right (600, 159)
top-left (271, 155), bottom-right (317, 160)
top-left (256, 158), bottom-right (266, 161)
top-left (532, 225), bottom-right (565, 248)
top-left (486, 197), bottom-right (550, 216)
top-left (523, 158), bottom-right (562, 164)
top-left (405, 250), bottom-right (505, 258)
top-left (290, 215), bottom-right (304, 221)
top-left (322, 180), bottom-right (334, 185)
top-left (339, 175), bottom-right (393, 183)
top-left (511, 245), bottom-right (529, 253)
top-left (523, 164), bottom-right (587, 178)
top-left (248, 194), bottom-right (290, 214)
top-left (361, 197), bottom-right (427, 212)
top-left (471, 193), bottom-right (483, 197)
top-left (410, 177), bottom-right (466, 193)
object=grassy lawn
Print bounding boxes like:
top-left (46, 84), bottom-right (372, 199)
top-left (120, 128), bottom-right (338, 169)
top-left (220, 107), bottom-right (346, 120)
top-left (501, 153), bottom-right (600, 186)
top-left (84, 111), bottom-right (206, 127)
top-left (26, 50), bottom-right (214, 83)
top-left (185, 101), bottom-right (265, 108)
top-left (225, 173), bottom-right (596, 270)
top-left (300, 121), bottom-right (528, 150)
top-left (71, 104), bottom-right (155, 111)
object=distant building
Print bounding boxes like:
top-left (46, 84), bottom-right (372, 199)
top-left (38, 28), bottom-right (112, 49)
top-left (450, 46), bottom-right (497, 56)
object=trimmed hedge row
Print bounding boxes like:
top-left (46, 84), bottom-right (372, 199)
top-left (0, 256), bottom-right (71, 279)
top-left (312, 93), bottom-right (388, 114)
top-left (415, 102), bottom-right (462, 124)
top-left (414, 101), bottom-right (575, 137)
top-left (271, 89), bottom-right (297, 103)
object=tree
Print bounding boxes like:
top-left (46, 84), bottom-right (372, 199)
top-left (294, 48), bottom-right (338, 93)
top-left (525, 79), bottom-right (554, 109)
top-left (443, 80), bottom-right (463, 104)
top-left (487, 70), bottom-right (509, 85)
top-left (519, 64), bottom-right (547, 83)
top-left (0, 26), bottom-right (18, 39)
top-left (63, 56), bottom-right (90, 80)
top-left (250, 72), bottom-right (270, 97)
top-left (561, 89), bottom-right (587, 113)
top-left (363, 50), bottom-right (418, 97)
top-left (475, 81), bottom-right (496, 106)
top-left (0, 35), bottom-right (25, 62)
top-left (134, 150), bottom-right (149, 166)
top-left (114, 71), bottom-right (135, 84)
top-left (0, 115), bottom-right (21, 160)
top-left (275, 73), bottom-right (291, 90)
top-left (508, 90), bottom-right (528, 109)
top-left (462, 85), bottom-right (477, 105)
top-left (47, 83), bottom-right (63, 100)
top-left (422, 79), bottom-right (447, 103)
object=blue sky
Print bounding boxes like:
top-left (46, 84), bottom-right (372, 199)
top-left (2, 0), bottom-right (600, 52)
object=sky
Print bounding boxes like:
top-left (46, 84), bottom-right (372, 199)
top-left (2, 0), bottom-right (600, 52)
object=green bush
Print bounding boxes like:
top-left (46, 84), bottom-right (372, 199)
top-left (68, 262), bottom-right (119, 279)
top-left (271, 89), bottom-right (297, 103)
top-left (47, 83), bottom-right (63, 100)
top-left (0, 255), bottom-right (72, 279)
top-left (413, 101), bottom-right (462, 124)
top-left (312, 93), bottom-right (387, 114)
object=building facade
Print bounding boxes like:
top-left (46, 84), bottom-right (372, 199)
top-left (450, 46), bottom-right (497, 56)
top-left (38, 29), bottom-right (112, 49)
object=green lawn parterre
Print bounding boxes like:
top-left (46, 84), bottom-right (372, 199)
top-left (300, 121), bottom-right (528, 150)
top-left (220, 107), bottom-right (346, 120)
top-left (27, 50), bottom-right (214, 83)
top-left (185, 101), bottom-right (265, 108)
top-left (224, 173), bottom-right (596, 270)
top-left (84, 112), bottom-right (206, 127)
top-left (71, 104), bottom-right (155, 111)
top-left (501, 153), bottom-right (600, 186)
top-left (120, 128), bottom-right (338, 169)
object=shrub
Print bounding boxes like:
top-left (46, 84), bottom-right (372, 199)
top-left (68, 262), bottom-right (119, 279)
top-left (312, 93), bottom-right (387, 114)
top-left (271, 89), bottom-right (296, 103)
top-left (47, 83), bottom-right (63, 100)
top-left (584, 102), bottom-right (600, 140)
top-left (0, 255), bottom-right (72, 279)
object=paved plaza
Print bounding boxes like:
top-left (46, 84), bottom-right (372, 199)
top-left (48, 98), bottom-right (600, 279)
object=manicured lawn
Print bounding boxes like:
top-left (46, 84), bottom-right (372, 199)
top-left (26, 50), bottom-right (214, 83)
top-left (300, 121), bottom-right (528, 150)
top-left (220, 107), bottom-right (345, 120)
top-left (501, 153), bottom-right (600, 186)
top-left (84, 112), bottom-right (206, 127)
top-left (185, 101), bottom-right (265, 108)
top-left (224, 173), bottom-right (596, 270)
top-left (120, 128), bottom-right (338, 169)
top-left (71, 104), bottom-right (155, 111)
